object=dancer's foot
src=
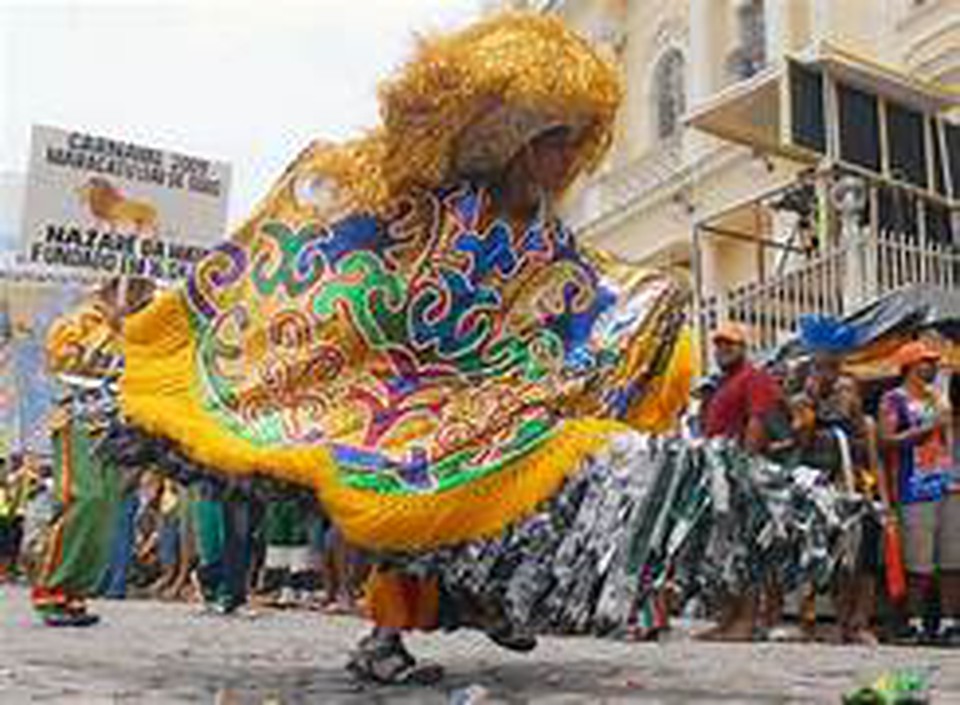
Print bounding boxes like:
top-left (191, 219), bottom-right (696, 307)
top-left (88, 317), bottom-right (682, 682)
top-left (842, 628), bottom-right (879, 647)
top-left (696, 622), bottom-right (758, 642)
top-left (323, 597), bottom-right (356, 615)
top-left (697, 595), bottom-right (759, 642)
top-left (346, 633), bottom-right (444, 685)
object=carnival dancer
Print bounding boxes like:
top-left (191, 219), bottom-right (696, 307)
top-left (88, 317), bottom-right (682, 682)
top-left (697, 322), bottom-right (792, 642)
top-left (193, 478), bottom-right (255, 615)
top-left (102, 11), bottom-right (865, 684)
top-left (29, 388), bottom-right (120, 627)
top-left (0, 454), bottom-right (31, 582)
top-left (29, 278), bottom-right (147, 626)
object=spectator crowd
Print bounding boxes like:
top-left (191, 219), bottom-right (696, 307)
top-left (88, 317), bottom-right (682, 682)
top-left (693, 322), bottom-right (958, 646)
top-left (0, 320), bottom-right (957, 648)
top-left (0, 459), bottom-right (367, 619)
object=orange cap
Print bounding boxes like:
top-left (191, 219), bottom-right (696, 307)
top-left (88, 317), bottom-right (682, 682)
top-left (894, 341), bottom-right (941, 371)
top-left (712, 322), bottom-right (749, 346)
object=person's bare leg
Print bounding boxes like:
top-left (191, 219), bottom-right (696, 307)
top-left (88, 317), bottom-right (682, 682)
top-left (698, 590), bottom-right (757, 641)
top-left (761, 575), bottom-right (784, 631)
top-left (833, 573), bottom-right (850, 643)
top-left (834, 572), bottom-right (871, 644)
top-left (322, 544), bottom-right (341, 606)
top-left (800, 583), bottom-right (817, 641)
top-left (346, 548), bottom-right (370, 609)
top-left (148, 566), bottom-right (175, 599)
top-left (323, 537), bottom-right (350, 612)
top-left (941, 572), bottom-right (960, 619)
top-left (848, 574), bottom-right (879, 645)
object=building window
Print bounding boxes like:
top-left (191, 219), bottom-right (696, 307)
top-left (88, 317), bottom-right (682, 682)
top-left (837, 82), bottom-right (881, 173)
top-left (886, 101), bottom-right (928, 189)
top-left (789, 63), bottom-right (826, 154)
top-left (728, 0), bottom-right (766, 81)
top-left (654, 49), bottom-right (686, 141)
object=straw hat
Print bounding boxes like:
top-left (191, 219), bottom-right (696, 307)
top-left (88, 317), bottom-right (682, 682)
top-left (894, 340), bottom-right (941, 372)
top-left (288, 12), bottom-right (623, 217)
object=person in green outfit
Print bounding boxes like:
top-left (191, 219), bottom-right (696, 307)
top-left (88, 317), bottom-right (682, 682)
top-left (29, 389), bottom-right (121, 627)
top-left (260, 495), bottom-right (313, 607)
top-left (192, 479), bottom-right (253, 615)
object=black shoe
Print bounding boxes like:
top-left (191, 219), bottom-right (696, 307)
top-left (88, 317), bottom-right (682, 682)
top-left (486, 625), bottom-right (538, 653)
top-left (887, 623), bottom-right (921, 646)
top-left (940, 625), bottom-right (960, 647)
top-left (43, 611), bottom-right (100, 628)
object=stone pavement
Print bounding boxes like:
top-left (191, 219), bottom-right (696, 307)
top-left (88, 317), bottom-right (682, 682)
top-left (1, 585), bottom-right (959, 704)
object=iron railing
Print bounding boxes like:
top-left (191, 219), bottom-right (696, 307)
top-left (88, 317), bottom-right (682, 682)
top-left (699, 232), bottom-right (960, 353)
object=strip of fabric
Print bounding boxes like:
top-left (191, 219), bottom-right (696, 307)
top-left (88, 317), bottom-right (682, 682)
top-left (395, 434), bottom-right (870, 635)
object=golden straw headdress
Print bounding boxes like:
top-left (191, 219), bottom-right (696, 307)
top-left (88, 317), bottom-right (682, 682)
top-left (243, 12), bottom-right (622, 228)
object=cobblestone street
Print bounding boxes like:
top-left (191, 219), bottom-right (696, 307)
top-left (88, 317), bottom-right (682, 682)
top-left (2, 586), bottom-right (959, 704)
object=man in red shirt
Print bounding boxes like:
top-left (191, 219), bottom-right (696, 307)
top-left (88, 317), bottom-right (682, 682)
top-left (700, 323), bottom-right (789, 641)
top-left (704, 323), bottom-right (786, 454)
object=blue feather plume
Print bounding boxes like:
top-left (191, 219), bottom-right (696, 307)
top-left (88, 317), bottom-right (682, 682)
top-left (798, 314), bottom-right (861, 353)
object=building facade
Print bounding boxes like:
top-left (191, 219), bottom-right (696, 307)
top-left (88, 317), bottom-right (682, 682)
top-left (491, 0), bottom-right (959, 353)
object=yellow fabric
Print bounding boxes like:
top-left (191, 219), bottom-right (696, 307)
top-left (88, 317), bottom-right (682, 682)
top-left (122, 291), bottom-right (334, 489)
top-left (625, 327), bottom-right (698, 434)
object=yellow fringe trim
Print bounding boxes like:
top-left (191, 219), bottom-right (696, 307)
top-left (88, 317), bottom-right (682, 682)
top-left (316, 416), bottom-right (627, 551)
top-left (122, 291), bottom-right (632, 552)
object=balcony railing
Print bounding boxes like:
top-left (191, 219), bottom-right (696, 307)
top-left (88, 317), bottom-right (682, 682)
top-left (699, 232), bottom-right (960, 353)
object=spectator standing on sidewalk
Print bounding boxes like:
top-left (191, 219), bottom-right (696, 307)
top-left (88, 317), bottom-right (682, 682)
top-left (879, 341), bottom-right (954, 644)
top-left (699, 323), bottom-right (792, 641)
top-left (792, 316), bottom-right (888, 644)
top-left (193, 479), bottom-right (254, 615)
top-left (98, 468), bottom-right (151, 599)
top-left (261, 495), bottom-right (313, 607)
top-left (0, 454), bottom-right (32, 582)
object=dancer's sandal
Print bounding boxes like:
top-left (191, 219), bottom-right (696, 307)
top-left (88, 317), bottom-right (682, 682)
top-left (346, 634), bottom-right (444, 685)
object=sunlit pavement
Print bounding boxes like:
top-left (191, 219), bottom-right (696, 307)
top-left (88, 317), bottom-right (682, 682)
top-left (2, 584), bottom-right (959, 704)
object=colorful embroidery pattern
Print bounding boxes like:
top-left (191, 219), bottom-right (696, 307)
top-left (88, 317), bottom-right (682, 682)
top-left (182, 184), bottom-right (684, 496)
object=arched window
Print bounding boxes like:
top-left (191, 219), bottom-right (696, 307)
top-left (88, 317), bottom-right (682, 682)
top-left (653, 49), bottom-right (686, 141)
top-left (730, 0), bottom-right (766, 80)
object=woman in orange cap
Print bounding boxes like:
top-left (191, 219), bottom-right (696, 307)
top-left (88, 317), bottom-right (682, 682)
top-left (879, 340), bottom-right (953, 643)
